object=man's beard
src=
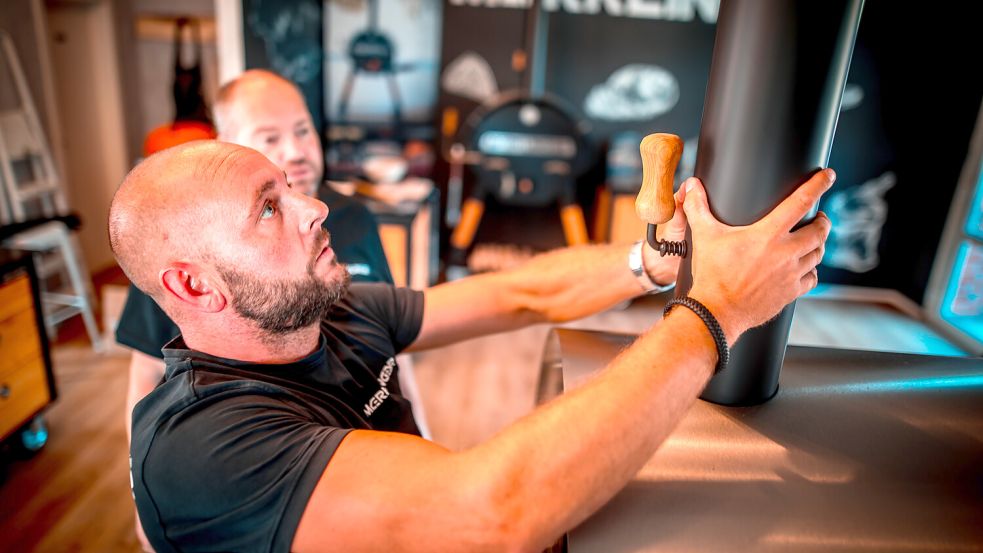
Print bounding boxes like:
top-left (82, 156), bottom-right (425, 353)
top-left (218, 234), bottom-right (350, 334)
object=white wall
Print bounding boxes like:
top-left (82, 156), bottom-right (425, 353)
top-left (324, 0), bottom-right (442, 123)
top-left (47, 0), bottom-right (130, 272)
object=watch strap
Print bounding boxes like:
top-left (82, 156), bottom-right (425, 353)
top-left (629, 240), bottom-right (675, 295)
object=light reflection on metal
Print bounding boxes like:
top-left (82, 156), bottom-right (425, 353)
top-left (548, 329), bottom-right (983, 552)
top-left (788, 374), bottom-right (983, 396)
top-left (941, 241), bottom-right (983, 345)
top-left (641, 418), bottom-right (858, 485)
top-left (761, 533), bottom-right (983, 551)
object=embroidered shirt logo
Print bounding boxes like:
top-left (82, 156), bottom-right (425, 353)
top-left (363, 357), bottom-right (396, 417)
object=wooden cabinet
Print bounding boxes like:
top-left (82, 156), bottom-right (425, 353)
top-left (0, 250), bottom-right (56, 444)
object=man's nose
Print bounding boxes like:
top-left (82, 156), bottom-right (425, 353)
top-left (294, 191), bottom-right (329, 233)
top-left (282, 135), bottom-right (305, 162)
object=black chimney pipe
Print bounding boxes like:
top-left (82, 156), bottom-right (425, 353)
top-left (678, 0), bottom-right (865, 405)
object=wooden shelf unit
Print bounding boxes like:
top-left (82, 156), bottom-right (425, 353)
top-left (0, 249), bottom-right (56, 443)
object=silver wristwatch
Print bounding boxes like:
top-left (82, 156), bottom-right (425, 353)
top-left (629, 240), bottom-right (676, 295)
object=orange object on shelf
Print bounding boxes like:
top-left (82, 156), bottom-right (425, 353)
top-left (143, 121), bottom-right (216, 156)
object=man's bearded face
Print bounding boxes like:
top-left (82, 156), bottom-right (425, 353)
top-left (218, 231), bottom-right (350, 334)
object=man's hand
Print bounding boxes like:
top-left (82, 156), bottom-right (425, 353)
top-left (683, 169), bottom-right (835, 344)
top-left (642, 185), bottom-right (688, 285)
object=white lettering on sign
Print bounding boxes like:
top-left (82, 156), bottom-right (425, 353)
top-left (448, 0), bottom-right (718, 23)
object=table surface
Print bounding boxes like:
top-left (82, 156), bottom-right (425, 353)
top-left (546, 329), bottom-right (983, 553)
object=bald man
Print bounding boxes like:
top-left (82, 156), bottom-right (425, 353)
top-left (113, 141), bottom-right (833, 552)
top-left (117, 70), bottom-right (392, 438)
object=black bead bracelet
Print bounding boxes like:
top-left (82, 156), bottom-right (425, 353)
top-left (663, 297), bottom-right (730, 374)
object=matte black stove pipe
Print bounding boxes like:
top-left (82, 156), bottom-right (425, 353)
top-left (678, 0), bottom-right (864, 405)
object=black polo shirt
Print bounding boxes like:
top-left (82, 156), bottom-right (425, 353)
top-left (130, 283), bottom-right (424, 553)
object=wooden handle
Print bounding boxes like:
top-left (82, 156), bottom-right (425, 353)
top-left (635, 133), bottom-right (683, 224)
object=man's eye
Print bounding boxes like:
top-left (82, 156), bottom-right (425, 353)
top-left (296, 127), bottom-right (309, 137)
top-left (261, 202), bottom-right (277, 219)
top-left (264, 135), bottom-right (279, 146)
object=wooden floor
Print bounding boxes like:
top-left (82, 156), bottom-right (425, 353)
top-left (0, 287), bottom-right (969, 553)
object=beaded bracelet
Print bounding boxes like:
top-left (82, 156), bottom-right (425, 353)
top-left (663, 297), bottom-right (730, 374)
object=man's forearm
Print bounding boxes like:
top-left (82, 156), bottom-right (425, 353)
top-left (460, 305), bottom-right (718, 548)
top-left (408, 242), bottom-right (661, 352)
top-left (507, 242), bottom-right (663, 324)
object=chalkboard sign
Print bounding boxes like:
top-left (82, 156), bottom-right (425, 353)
top-left (241, 0), bottom-right (325, 129)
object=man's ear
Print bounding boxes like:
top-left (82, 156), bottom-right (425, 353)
top-left (160, 265), bottom-right (227, 313)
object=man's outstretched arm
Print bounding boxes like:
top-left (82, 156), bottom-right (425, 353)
top-left (293, 171), bottom-right (835, 553)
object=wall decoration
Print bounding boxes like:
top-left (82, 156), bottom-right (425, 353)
top-left (583, 64), bottom-right (679, 121)
top-left (823, 171), bottom-right (896, 273)
top-left (441, 50), bottom-right (498, 103)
